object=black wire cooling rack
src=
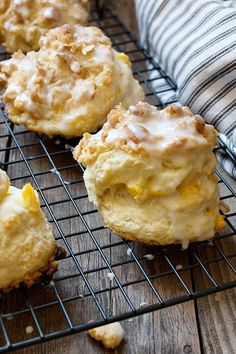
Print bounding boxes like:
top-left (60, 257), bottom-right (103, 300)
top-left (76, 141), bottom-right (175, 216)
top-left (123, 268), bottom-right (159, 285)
top-left (0, 4), bottom-right (236, 353)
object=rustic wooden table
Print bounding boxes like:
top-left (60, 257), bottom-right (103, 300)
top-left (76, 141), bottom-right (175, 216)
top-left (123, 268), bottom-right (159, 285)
top-left (0, 1), bottom-right (236, 353)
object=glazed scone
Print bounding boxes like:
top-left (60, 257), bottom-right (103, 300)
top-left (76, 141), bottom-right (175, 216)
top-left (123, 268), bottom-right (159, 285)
top-left (0, 0), bottom-right (89, 53)
top-left (0, 169), bottom-right (58, 292)
top-left (74, 102), bottom-right (225, 247)
top-left (0, 25), bottom-right (144, 137)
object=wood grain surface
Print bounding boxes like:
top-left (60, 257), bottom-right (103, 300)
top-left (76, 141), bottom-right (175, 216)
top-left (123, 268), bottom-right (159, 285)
top-left (0, 1), bottom-right (236, 354)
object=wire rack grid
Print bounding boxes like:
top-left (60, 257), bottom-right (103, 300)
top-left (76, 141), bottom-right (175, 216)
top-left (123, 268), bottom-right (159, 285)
top-left (0, 5), bottom-right (236, 353)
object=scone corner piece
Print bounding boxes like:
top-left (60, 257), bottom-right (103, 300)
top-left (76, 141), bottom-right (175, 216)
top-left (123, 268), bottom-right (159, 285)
top-left (88, 322), bottom-right (125, 349)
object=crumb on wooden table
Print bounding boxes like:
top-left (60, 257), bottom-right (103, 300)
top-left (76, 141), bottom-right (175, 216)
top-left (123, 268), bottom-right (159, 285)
top-left (88, 322), bottom-right (125, 349)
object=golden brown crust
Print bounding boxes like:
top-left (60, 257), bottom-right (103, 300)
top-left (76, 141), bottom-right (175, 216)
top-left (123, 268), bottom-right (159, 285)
top-left (104, 222), bottom-right (169, 246)
top-left (165, 103), bottom-right (193, 117)
top-left (0, 251), bottom-right (58, 293)
top-left (0, 245), bottom-right (66, 293)
top-left (193, 114), bottom-right (205, 133)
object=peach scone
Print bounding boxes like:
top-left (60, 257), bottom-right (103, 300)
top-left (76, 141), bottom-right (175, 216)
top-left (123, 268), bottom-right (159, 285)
top-left (0, 168), bottom-right (58, 292)
top-left (0, 25), bottom-right (144, 137)
top-left (74, 102), bottom-right (225, 247)
top-left (0, 0), bottom-right (90, 53)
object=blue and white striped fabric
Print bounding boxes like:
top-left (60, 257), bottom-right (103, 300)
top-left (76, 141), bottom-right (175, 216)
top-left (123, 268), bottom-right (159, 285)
top-left (135, 0), bottom-right (236, 178)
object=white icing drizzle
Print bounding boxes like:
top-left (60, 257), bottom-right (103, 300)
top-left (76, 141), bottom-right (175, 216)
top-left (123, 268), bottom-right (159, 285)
top-left (93, 45), bottom-right (113, 64)
top-left (181, 240), bottom-right (189, 250)
top-left (127, 140), bottom-right (137, 151)
top-left (127, 123), bottom-right (148, 140)
top-left (72, 81), bottom-right (95, 102)
top-left (74, 27), bottom-right (106, 44)
top-left (4, 22), bottom-right (13, 31)
top-left (105, 105), bottom-right (208, 154)
top-left (20, 6), bottom-right (30, 17)
top-left (15, 93), bottom-right (34, 111)
top-left (82, 44), bottom-right (95, 55)
top-left (105, 129), bottom-right (123, 144)
top-left (43, 7), bottom-right (56, 19)
top-left (13, 0), bottom-right (24, 5)
top-left (70, 61), bottom-right (80, 73)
